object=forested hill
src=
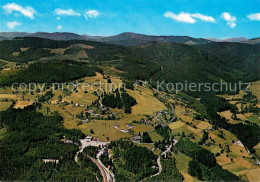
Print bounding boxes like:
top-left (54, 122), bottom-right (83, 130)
top-left (0, 37), bottom-right (259, 91)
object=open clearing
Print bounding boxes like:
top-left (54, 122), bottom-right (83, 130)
top-left (246, 167), bottom-right (260, 182)
top-left (169, 121), bottom-right (185, 130)
top-left (249, 81), bottom-right (260, 100)
top-left (14, 100), bottom-right (34, 109)
top-left (149, 131), bottom-right (163, 142)
top-left (131, 124), bottom-right (153, 134)
top-left (64, 119), bottom-right (131, 141)
top-left (127, 86), bottom-right (166, 116)
top-left (0, 94), bottom-right (18, 100)
top-left (0, 101), bottom-right (12, 111)
top-left (196, 121), bottom-right (211, 130)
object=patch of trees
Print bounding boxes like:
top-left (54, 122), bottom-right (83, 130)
top-left (188, 159), bottom-right (240, 181)
top-left (176, 139), bottom-right (216, 167)
top-left (142, 132), bottom-right (152, 143)
top-left (154, 125), bottom-right (173, 151)
top-left (100, 153), bottom-right (113, 170)
top-left (145, 158), bottom-right (184, 182)
top-left (155, 124), bottom-right (171, 140)
top-left (38, 91), bottom-right (54, 102)
top-left (200, 95), bottom-right (260, 151)
top-left (122, 80), bottom-right (134, 90)
top-left (0, 61), bottom-right (101, 86)
top-left (108, 138), bottom-right (157, 180)
top-left (198, 130), bottom-right (208, 145)
top-left (116, 55), bottom-right (161, 81)
top-left (0, 105), bottom-right (100, 181)
top-left (176, 139), bottom-right (240, 181)
top-left (0, 37), bottom-right (70, 63)
top-left (78, 146), bottom-right (99, 158)
top-left (102, 91), bottom-right (136, 113)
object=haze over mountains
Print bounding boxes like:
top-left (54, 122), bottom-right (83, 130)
top-left (0, 32), bottom-right (259, 46)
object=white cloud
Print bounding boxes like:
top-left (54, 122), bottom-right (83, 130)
top-left (57, 25), bottom-right (62, 30)
top-left (164, 12), bottom-right (196, 23)
top-left (221, 12), bottom-right (236, 28)
top-left (2, 3), bottom-right (35, 19)
top-left (164, 12), bottom-right (215, 23)
top-left (6, 21), bottom-right (22, 29)
top-left (247, 13), bottom-right (260, 21)
top-left (227, 22), bottom-right (236, 28)
top-left (191, 13), bottom-right (216, 23)
top-left (84, 10), bottom-right (99, 20)
top-left (54, 8), bottom-right (80, 16)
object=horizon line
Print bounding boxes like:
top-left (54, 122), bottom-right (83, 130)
top-left (0, 31), bottom-right (259, 40)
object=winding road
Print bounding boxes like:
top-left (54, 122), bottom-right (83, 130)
top-left (150, 157), bottom-right (162, 178)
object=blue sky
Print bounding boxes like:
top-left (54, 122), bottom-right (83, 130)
top-left (0, 0), bottom-right (259, 38)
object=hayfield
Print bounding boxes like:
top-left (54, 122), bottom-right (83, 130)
top-left (230, 144), bottom-right (250, 158)
top-left (196, 121), bottom-right (211, 130)
top-left (127, 86), bottom-right (166, 116)
top-left (249, 81), bottom-right (260, 100)
top-left (246, 167), bottom-right (260, 182)
top-left (216, 153), bottom-right (232, 166)
top-left (179, 115), bottom-right (193, 122)
top-left (64, 119), bottom-right (131, 141)
top-left (14, 100), bottom-right (34, 109)
top-left (149, 131), bottom-right (163, 142)
top-left (169, 121), bottom-right (185, 130)
top-left (173, 152), bottom-right (201, 182)
top-left (131, 124), bottom-right (153, 133)
top-left (218, 90), bottom-right (247, 100)
top-left (218, 110), bottom-right (233, 120)
top-left (0, 101), bottom-right (12, 111)
top-left (0, 94), bottom-right (18, 100)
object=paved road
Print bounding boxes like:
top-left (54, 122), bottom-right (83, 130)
top-left (150, 157), bottom-right (162, 178)
top-left (141, 157), bottom-right (163, 181)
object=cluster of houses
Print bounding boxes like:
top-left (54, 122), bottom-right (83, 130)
top-left (139, 109), bottom-right (169, 126)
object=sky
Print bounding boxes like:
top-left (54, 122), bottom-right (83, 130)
top-left (0, 0), bottom-right (260, 39)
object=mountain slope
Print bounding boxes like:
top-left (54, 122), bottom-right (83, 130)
top-left (92, 32), bottom-right (212, 46)
top-left (0, 37), bottom-right (259, 94)
top-left (0, 32), bottom-right (211, 46)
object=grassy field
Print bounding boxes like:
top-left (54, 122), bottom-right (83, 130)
top-left (14, 100), bottom-right (34, 109)
top-left (249, 81), bottom-right (260, 100)
top-left (0, 94), bottom-right (18, 100)
top-left (149, 131), bottom-right (163, 142)
top-left (0, 101), bottom-right (12, 111)
top-left (131, 124), bottom-right (153, 134)
top-left (127, 86), bottom-right (166, 116)
top-left (218, 90), bottom-right (247, 100)
top-left (172, 152), bottom-right (202, 182)
top-left (196, 121), bottom-right (211, 130)
top-left (169, 121), bottom-right (185, 130)
top-left (246, 168), bottom-right (260, 182)
top-left (247, 114), bottom-right (260, 126)
top-left (64, 119), bottom-right (131, 141)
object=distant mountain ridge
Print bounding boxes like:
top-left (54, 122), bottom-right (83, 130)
top-left (0, 32), bottom-right (258, 46)
top-left (0, 32), bottom-right (211, 45)
top-left (207, 37), bottom-right (248, 42)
